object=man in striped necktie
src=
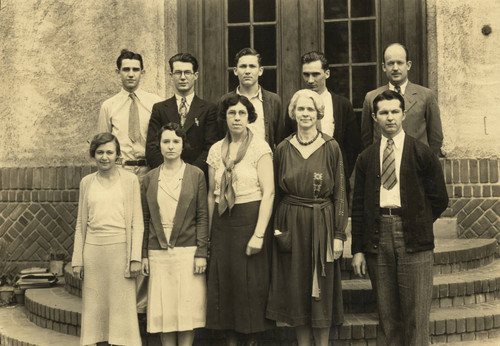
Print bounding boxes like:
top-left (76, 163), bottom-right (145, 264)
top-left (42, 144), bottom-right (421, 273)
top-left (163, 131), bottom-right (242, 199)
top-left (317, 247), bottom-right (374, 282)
top-left (351, 90), bottom-right (448, 345)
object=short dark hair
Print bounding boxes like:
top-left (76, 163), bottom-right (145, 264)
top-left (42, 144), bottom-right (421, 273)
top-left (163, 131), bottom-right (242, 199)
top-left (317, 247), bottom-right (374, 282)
top-left (234, 48), bottom-right (262, 66)
top-left (301, 51), bottom-right (329, 71)
top-left (157, 122), bottom-right (187, 149)
top-left (116, 49), bottom-right (144, 70)
top-left (382, 43), bottom-right (410, 63)
top-left (89, 133), bottom-right (121, 158)
top-left (373, 90), bottom-right (405, 114)
top-left (219, 94), bottom-right (257, 123)
top-left (169, 53), bottom-right (199, 73)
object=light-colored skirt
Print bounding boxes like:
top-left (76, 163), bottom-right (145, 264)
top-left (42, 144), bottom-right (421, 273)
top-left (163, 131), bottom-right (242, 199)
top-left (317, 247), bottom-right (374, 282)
top-left (81, 242), bottom-right (141, 346)
top-left (147, 247), bottom-right (207, 333)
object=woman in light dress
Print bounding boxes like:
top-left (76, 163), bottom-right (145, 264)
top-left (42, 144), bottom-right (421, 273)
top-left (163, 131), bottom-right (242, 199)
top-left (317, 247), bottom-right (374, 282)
top-left (72, 132), bottom-right (143, 346)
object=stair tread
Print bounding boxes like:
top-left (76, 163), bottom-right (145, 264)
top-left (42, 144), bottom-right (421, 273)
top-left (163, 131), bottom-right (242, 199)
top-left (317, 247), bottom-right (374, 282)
top-left (26, 286), bottom-right (81, 313)
top-left (433, 337), bottom-right (500, 346)
top-left (342, 300), bottom-right (500, 324)
top-left (0, 305), bottom-right (79, 346)
top-left (343, 259), bottom-right (500, 290)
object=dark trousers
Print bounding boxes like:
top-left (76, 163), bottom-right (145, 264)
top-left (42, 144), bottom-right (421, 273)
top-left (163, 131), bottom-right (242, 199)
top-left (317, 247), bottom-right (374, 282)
top-left (366, 215), bottom-right (433, 346)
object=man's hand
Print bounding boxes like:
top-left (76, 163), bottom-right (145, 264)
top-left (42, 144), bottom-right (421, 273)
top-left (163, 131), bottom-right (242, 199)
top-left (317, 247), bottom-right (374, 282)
top-left (352, 252), bottom-right (366, 277)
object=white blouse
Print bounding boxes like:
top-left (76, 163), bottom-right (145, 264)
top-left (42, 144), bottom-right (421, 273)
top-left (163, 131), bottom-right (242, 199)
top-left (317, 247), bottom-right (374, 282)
top-left (207, 135), bottom-right (272, 204)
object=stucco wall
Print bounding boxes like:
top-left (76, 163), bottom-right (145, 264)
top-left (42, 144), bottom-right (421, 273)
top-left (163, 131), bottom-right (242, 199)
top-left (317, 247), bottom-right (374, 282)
top-left (433, 0), bottom-right (500, 157)
top-left (0, 0), bottom-right (168, 167)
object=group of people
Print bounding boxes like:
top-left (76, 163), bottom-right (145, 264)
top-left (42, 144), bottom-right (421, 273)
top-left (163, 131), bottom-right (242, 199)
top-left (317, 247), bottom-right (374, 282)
top-left (71, 43), bottom-right (449, 346)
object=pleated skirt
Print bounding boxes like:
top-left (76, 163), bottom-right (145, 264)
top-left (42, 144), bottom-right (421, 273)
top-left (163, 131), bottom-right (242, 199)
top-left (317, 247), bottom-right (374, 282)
top-left (206, 201), bottom-right (274, 334)
top-left (147, 247), bottom-right (207, 333)
top-left (81, 242), bottom-right (141, 346)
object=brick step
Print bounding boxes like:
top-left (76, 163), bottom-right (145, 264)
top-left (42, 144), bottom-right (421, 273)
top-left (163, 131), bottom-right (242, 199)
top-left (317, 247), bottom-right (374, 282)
top-left (343, 259), bottom-right (500, 313)
top-left (63, 263), bottom-right (81, 298)
top-left (433, 338), bottom-right (500, 346)
top-left (25, 286), bottom-right (81, 336)
top-left (24, 285), bottom-right (500, 344)
top-left (0, 305), bottom-right (79, 346)
top-left (341, 238), bottom-right (497, 279)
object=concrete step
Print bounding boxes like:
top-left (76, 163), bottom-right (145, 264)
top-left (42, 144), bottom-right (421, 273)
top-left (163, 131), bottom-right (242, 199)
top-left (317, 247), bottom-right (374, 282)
top-left (341, 238), bottom-right (497, 280)
top-left (0, 305), bottom-right (79, 346)
top-left (343, 259), bottom-right (500, 313)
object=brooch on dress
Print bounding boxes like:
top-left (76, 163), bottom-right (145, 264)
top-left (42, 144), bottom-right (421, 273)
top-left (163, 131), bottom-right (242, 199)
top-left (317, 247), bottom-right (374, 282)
top-left (313, 172), bottom-right (323, 199)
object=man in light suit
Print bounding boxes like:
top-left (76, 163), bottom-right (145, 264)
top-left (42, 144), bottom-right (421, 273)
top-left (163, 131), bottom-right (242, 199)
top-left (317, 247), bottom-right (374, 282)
top-left (284, 51), bottom-right (361, 192)
top-left (352, 90), bottom-right (448, 345)
top-left (361, 43), bottom-right (443, 155)
top-left (146, 53), bottom-right (219, 177)
top-left (218, 48), bottom-right (284, 150)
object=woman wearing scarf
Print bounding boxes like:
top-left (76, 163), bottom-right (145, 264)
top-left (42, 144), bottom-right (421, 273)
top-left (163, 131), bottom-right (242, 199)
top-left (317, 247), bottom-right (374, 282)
top-left (206, 94), bottom-right (275, 345)
top-left (141, 123), bottom-right (208, 346)
top-left (266, 89), bottom-right (348, 346)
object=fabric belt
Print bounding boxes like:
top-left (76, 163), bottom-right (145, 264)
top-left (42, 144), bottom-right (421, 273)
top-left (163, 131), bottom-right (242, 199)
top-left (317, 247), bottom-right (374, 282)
top-left (123, 159), bottom-right (147, 167)
top-left (380, 207), bottom-right (402, 216)
top-left (281, 194), bottom-right (333, 300)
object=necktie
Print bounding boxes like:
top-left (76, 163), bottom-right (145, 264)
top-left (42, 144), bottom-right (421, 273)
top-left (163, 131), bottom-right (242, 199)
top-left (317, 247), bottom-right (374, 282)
top-left (128, 93), bottom-right (141, 143)
top-left (179, 97), bottom-right (187, 126)
top-left (395, 85), bottom-right (402, 95)
top-left (382, 138), bottom-right (397, 190)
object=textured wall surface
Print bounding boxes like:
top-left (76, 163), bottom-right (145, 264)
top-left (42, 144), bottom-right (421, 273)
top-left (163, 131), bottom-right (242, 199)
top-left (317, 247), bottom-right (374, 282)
top-left (434, 0), bottom-right (500, 157)
top-left (0, 0), bottom-right (167, 167)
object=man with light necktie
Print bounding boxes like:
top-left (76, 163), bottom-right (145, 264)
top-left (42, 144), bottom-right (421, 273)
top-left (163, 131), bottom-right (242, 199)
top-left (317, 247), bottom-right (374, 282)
top-left (361, 43), bottom-right (444, 156)
top-left (351, 90), bottom-right (448, 345)
top-left (146, 53), bottom-right (219, 177)
top-left (97, 49), bottom-right (162, 179)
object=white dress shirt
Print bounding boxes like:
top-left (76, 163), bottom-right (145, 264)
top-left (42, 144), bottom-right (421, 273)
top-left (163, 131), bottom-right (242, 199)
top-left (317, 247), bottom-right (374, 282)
top-left (97, 88), bottom-right (162, 161)
top-left (237, 86), bottom-right (266, 141)
top-left (319, 90), bottom-right (335, 137)
top-left (379, 130), bottom-right (405, 207)
top-left (389, 79), bottom-right (409, 95)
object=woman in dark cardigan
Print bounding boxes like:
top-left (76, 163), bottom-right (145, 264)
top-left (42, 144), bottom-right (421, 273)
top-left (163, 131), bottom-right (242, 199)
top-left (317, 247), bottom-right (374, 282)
top-left (141, 123), bottom-right (208, 346)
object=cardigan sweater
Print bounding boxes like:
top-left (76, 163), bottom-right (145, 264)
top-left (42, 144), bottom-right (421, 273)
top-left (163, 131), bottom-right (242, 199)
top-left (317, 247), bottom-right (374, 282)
top-left (141, 163), bottom-right (209, 258)
top-left (71, 169), bottom-right (144, 278)
top-left (351, 134), bottom-right (448, 255)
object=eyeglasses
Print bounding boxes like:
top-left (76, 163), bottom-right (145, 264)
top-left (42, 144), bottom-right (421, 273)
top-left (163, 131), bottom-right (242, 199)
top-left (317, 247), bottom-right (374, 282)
top-left (172, 70), bottom-right (194, 78)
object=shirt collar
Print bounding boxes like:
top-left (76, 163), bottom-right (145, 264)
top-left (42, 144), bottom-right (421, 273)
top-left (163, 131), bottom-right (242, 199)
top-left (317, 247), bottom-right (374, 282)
top-left (318, 89), bottom-right (331, 100)
top-left (389, 80), bottom-right (409, 95)
top-left (174, 92), bottom-right (195, 106)
top-left (382, 130), bottom-right (405, 150)
top-left (236, 85), bottom-right (263, 102)
top-left (120, 88), bottom-right (145, 100)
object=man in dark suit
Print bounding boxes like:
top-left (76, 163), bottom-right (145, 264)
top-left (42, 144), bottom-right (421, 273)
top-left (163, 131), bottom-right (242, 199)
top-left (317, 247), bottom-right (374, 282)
top-left (284, 51), bottom-right (361, 190)
top-left (146, 53), bottom-right (219, 176)
top-left (219, 48), bottom-right (284, 150)
top-left (361, 43), bottom-right (443, 156)
top-left (351, 90), bottom-right (448, 345)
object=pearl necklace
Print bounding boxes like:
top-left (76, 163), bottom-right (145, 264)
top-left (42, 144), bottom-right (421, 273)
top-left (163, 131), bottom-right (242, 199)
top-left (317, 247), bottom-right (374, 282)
top-left (296, 131), bottom-right (320, 146)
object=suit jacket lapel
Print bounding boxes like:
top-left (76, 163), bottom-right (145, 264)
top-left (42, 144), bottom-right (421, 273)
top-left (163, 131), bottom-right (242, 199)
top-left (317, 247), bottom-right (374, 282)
top-left (404, 82), bottom-right (417, 113)
top-left (182, 95), bottom-right (201, 132)
top-left (169, 165), bottom-right (194, 246)
top-left (165, 97), bottom-right (180, 123)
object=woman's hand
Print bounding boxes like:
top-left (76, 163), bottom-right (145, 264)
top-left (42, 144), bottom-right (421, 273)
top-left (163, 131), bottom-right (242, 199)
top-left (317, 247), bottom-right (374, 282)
top-left (194, 257), bottom-right (207, 274)
top-left (130, 260), bottom-right (141, 278)
top-left (333, 238), bottom-right (344, 260)
top-left (141, 258), bottom-right (149, 276)
top-left (246, 234), bottom-right (264, 256)
top-left (72, 266), bottom-right (84, 280)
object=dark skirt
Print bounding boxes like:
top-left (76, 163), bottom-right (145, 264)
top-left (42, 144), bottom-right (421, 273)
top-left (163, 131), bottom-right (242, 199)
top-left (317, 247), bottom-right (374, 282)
top-left (206, 201), bottom-right (274, 334)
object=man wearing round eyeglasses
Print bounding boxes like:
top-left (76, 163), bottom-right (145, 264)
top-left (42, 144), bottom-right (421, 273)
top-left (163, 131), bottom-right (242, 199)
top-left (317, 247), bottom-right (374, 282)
top-left (146, 53), bottom-right (219, 176)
